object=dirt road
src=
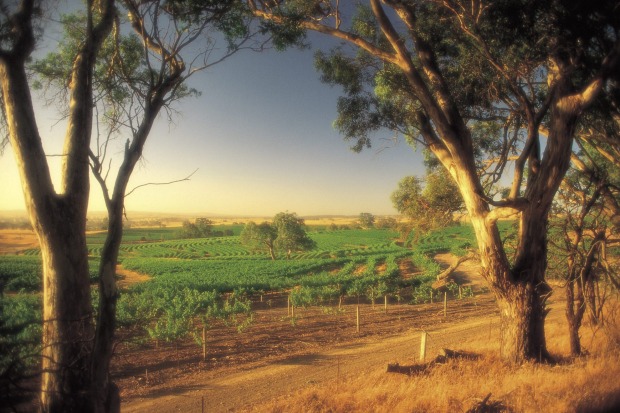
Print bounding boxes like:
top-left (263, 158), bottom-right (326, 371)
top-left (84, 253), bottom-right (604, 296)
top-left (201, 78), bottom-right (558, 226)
top-left (121, 254), bottom-right (507, 412)
top-left (122, 311), bottom-right (503, 413)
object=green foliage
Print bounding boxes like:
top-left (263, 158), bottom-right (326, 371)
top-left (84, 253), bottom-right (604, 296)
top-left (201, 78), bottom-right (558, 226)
top-left (205, 289), bottom-right (253, 333)
top-left (1, 224), bottom-right (501, 360)
top-left (357, 212), bottom-right (375, 229)
top-left (273, 212), bottom-right (316, 257)
top-left (411, 284), bottom-right (434, 304)
top-left (240, 221), bottom-right (278, 258)
top-left (179, 218), bottom-right (215, 239)
top-left (392, 169), bottom-right (464, 238)
top-left (376, 216), bottom-right (397, 229)
top-left (0, 294), bottom-right (41, 395)
top-left (0, 256), bottom-right (100, 293)
top-left (143, 287), bottom-right (216, 343)
top-left (241, 212), bottom-right (316, 259)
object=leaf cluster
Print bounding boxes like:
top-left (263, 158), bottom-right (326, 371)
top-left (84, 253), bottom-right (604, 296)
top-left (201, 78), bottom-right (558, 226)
top-left (392, 169), bottom-right (463, 236)
top-left (241, 212), bottom-right (316, 258)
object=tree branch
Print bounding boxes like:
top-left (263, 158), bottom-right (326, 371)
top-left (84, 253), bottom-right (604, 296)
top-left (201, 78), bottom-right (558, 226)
top-left (124, 169), bottom-right (198, 198)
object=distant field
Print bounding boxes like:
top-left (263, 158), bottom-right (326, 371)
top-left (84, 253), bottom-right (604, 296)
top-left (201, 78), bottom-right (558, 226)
top-left (1, 223), bottom-right (507, 295)
top-left (0, 222), bottom-right (488, 395)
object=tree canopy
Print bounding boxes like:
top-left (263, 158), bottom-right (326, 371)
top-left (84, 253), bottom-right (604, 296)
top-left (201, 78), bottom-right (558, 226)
top-left (247, 0), bottom-right (620, 362)
top-left (180, 218), bottom-right (214, 238)
top-left (241, 212), bottom-right (316, 259)
top-left (357, 212), bottom-right (375, 229)
top-left (392, 168), bottom-right (463, 240)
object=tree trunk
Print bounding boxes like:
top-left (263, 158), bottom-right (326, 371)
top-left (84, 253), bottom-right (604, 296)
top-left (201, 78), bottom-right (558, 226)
top-left (38, 205), bottom-right (94, 412)
top-left (496, 282), bottom-right (549, 362)
top-left (470, 211), bottom-right (551, 363)
top-left (1, 55), bottom-right (95, 413)
top-left (565, 278), bottom-right (585, 356)
top-left (90, 205), bottom-right (123, 413)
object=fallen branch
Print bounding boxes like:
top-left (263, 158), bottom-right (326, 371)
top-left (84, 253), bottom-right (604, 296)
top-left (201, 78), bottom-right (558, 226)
top-left (432, 252), bottom-right (476, 290)
top-left (387, 348), bottom-right (480, 376)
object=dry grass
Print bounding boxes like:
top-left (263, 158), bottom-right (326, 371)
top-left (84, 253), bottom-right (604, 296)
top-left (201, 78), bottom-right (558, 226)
top-left (246, 300), bottom-right (620, 413)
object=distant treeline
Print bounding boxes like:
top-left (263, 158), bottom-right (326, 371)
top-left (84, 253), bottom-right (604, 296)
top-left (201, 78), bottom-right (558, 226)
top-left (0, 219), bottom-right (32, 230)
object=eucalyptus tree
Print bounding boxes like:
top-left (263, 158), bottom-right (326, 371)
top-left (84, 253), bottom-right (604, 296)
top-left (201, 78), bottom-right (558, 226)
top-left (357, 212), bottom-right (375, 228)
top-left (1, 0), bottom-right (270, 411)
top-left (241, 221), bottom-right (278, 259)
top-left (549, 139), bottom-right (620, 356)
top-left (392, 168), bottom-right (463, 243)
top-left (241, 212), bottom-right (315, 259)
top-left (247, 0), bottom-right (620, 362)
top-left (1, 1), bottom-right (115, 410)
top-left (272, 211), bottom-right (316, 258)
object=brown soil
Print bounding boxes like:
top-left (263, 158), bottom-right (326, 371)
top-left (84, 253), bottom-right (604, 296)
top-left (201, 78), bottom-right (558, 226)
top-left (117, 255), bottom-right (506, 412)
top-left (116, 265), bottom-right (151, 289)
top-left (0, 230), bottom-right (38, 254)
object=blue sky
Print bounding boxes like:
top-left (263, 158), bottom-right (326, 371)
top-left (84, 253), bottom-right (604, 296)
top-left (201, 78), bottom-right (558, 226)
top-left (0, 8), bottom-right (426, 217)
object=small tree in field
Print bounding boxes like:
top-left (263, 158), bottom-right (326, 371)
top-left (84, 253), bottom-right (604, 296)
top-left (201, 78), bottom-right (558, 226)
top-left (180, 218), bottom-right (214, 238)
top-left (358, 212), bottom-right (375, 229)
top-left (392, 168), bottom-right (464, 244)
top-left (241, 221), bottom-right (278, 260)
top-left (273, 212), bottom-right (316, 259)
top-left (241, 212), bottom-right (315, 259)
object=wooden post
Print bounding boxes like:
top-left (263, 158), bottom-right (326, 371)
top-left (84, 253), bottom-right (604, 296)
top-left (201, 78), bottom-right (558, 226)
top-left (202, 326), bottom-right (207, 362)
top-left (356, 305), bottom-right (360, 333)
top-left (430, 290), bottom-right (433, 304)
top-left (145, 369), bottom-right (149, 385)
top-left (459, 286), bottom-right (462, 299)
top-left (443, 292), bottom-right (447, 317)
top-left (384, 295), bottom-right (388, 314)
top-left (420, 331), bottom-right (428, 362)
top-left (292, 304), bottom-right (295, 319)
top-left (287, 295), bottom-right (290, 316)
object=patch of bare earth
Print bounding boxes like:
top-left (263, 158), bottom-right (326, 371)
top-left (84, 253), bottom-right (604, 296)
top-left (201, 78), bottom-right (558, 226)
top-left (116, 265), bottom-right (151, 289)
top-left (0, 230), bottom-right (38, 254)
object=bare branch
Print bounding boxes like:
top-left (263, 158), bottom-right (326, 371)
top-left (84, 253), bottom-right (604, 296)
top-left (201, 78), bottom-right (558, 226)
top-left (124, 168), bottom-right (198, 198)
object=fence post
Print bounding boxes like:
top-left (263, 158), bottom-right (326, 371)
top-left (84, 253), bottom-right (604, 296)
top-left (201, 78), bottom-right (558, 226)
top-left (202, 326), bottom-right (207, 362)
top-left (430, 290), bottom-right (433, 304)
top-left (384, 295), bottom-right (388, 314)
top-left (420, 331), bottom-right (428, 362)
top-left (356, 305), bottom-right (360, 333)
top-left (287, 295), bottom-right (290, 316)
top-left (444, 292), bottom-right (447, 317)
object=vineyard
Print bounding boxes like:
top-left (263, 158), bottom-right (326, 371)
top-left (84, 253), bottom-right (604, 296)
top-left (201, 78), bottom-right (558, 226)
top-left (0, 222), bottom-right (505, 393)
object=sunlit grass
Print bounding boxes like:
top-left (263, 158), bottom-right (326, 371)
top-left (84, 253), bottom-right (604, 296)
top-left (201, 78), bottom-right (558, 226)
top-left (247, 300), bottom-right (620, 413)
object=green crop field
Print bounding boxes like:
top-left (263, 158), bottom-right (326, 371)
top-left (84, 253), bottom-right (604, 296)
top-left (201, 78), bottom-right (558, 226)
top-left (1, 223), bottom-right (490, 298)
top-left (1, 222), bottom-right (492, 377)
